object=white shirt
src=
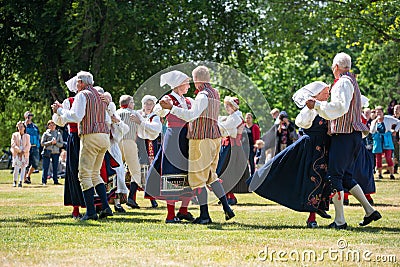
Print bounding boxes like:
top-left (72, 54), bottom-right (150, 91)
top-left (136, 111), bottom-right (162, 140)
top-left (370, 115), bottom-right (400, 134)
top-left (55, 91), bottom-right (111, 125)
top-left (314, 77), bottom-right (354, 120)
top-left (153, 91), bottom-right (194, 118)
top-left (170, 91), bottom-right (208, 122)
top-left (218, 110), bottom-right (243, 137)
top-left (295, 107), bottom-right (318, 129)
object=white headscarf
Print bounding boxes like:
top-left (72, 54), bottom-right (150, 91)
top-left (292, 81), bottom-right (329, 108)
top-left (141, 95), bottom-right (158, 108)
top-left (224, 96), bottom-right (239, 110)
top-left (160, 70), bottom-right (190, 89)
top-left (65, 76), bottom-right (78, 93)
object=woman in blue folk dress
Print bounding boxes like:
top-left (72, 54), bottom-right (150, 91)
top-left (248, 81), bottom-right (332, 228)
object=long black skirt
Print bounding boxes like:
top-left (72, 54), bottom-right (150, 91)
top-left (63, 132), bottom-right (85, 207)
top-left (217, 144), bottom-right (250, 193)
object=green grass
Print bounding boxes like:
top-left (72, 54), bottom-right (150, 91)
top-left (1, 170), bottom-right (399, 266)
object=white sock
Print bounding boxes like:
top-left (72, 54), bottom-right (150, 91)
top-left (332, 190), bottom-right (346, 225)
top-left (349, 184), bottom-right (375, 217)
top-left (13, 166), bottom-right (20, 182)
top-left (19, 167), bottom-right (26, 183)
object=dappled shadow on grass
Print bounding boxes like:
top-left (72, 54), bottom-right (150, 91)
top-left (203, 221), bottom-right (400, 233)
top-left (0, 211), bottom-right (162, 227)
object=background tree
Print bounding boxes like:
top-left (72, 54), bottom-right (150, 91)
top-left (0, 0), bottom-right (399, 148)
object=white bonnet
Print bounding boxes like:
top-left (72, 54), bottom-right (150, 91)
top-left (160, 70), bottom-right (190, 89)
top-left (292, 81), bottom-right (329, 108)
top-left (141, 95), bottom-right (158, 107)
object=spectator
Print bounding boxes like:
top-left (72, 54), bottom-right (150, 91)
top-left (244, 113), bottom-right (260, 175)
top-left (11, 121), bottom-right (31, 187)
top-left (370, 106), bottom-right (400, 179)
top-left (23, 111), bottom-right (40, 184)
top-left (276, 111), bottom-right (297, 153)
top-left (41, 120), bottom-right (64, 185)
top-left (387, 99), bottom-right (397, 116)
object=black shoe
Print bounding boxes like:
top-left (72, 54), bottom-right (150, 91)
top-left (80, 213), bottom-right (98, 221)
top-left (114, 204), bottom-right (126, 213)
top-left (378, 174), bottom-right (383, 179)
top-left (99, 207), bottom-right (113, 219)
top-left (12, 181), bottom-right (16, 187)
top-left (343, 199), bottom-right (349, 206)
top-left (383, 170), bottom-right (390, 174)
top-left (307, 221), bottom-right (318, 228)
top-left (72, 213), bottom-right (83, 219)
top-left (126, 198), bottom-right (140, 209)
top-left (24, 177), bottom-right (31, 184)
top-left (368, 198), bottom-right (374, 205)
top-left (176, 212), bottom-right (195, 222)
top-left (390, 175), bottom-right (395, 180)
top-left (328, 222), bottom-right (347, 230)
top-left (54, 182), bottom-right (62, 185)
top-left (150, 199), bottom-right (158, 208)
top-left (225, 209), bottom-right (235, 221)
top-left (359, 210), bottom-right (382, 226)
top-left (316, 209), bottom-right (331, 219)
top-left (165, 217), bottom-right (181, 224)
top-left (18, 182), bottom-right (22, 188)
top-left (192, 217), bottom-right (212, 225)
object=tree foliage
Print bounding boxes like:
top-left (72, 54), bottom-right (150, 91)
top-left (0, 0), bottom-right (399, 147)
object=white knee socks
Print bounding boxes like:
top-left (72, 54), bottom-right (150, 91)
top-left (349, 184), bottom-right (375, 217)
top-left (332, 190), bottom-right (346, 225)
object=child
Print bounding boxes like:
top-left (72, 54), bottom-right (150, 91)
top-left (11, 121), bottom-right (31, 187)
top-left (254, 139), bottom-right (265, 169)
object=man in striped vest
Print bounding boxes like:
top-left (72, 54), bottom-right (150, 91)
top-left (52, 71), bottom-right (113, 221)
top-left (306, 53), bottom-right (381, 229)
top-left (160, 66), bottom-right (235, 224)
top-left (116, 95), bottom-right (142, 209)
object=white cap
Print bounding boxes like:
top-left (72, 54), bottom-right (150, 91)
top-left (292, 81), bottom-right (329, 108)
top-left (160, 70), bottom-right (190, 89)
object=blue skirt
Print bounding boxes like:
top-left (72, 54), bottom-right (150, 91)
top-left (145, 127), bottom-right (191, 200)
top-left (248, 135), bottom-right (330, 212)
top-left (347, 145), bottom-right (375, 194)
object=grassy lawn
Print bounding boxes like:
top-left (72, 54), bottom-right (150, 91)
top-left (0, 169), bottom-right (399, 266)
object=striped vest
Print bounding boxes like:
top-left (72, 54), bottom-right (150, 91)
top-left (117, 108), bottom-right (138, 140)
top-left (328, 72), bottom-right (369, 134)
top-left (79, 86), bottom-right (109, 135)
top-left (166, 94), bottom-right (192, 128)
top-left (188, 84), bottom-right (221, 139)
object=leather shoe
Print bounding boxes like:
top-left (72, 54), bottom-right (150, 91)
top-left (176, 212), bottom-right (194, 222)
top-left (126, 198), bottom-right (140, 209)
top-left (99, 207), bottom-right (113, 219)
top-left (307, 221), bottom-right (318, 228)
top-left (114, 204), bottom-right (126, 213)
top-left (224, 209), bottom-right (235, 221)
top-left (316, 209), bottom-right (331, 219)
top-left (72, 213), bottom-right (83, 219)
top-left (359, 210), bottom-right (382, 226)
top-left (192, 217), bottom-right (212, 225)
top-left (328, 222), bottom-right (347, 230)
top-left (227, 198), bottom-right (237, 205)
top-left (80, 213), bottom-right (98, 221)
top-left (165, 217), bottom-right (181, 224)
top-left (150, 199), bottom-right (158, 208)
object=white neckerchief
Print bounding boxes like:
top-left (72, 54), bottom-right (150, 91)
top-left (170, 91), bottom-right (188, 110)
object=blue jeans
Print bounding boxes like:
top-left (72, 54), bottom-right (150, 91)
top-left (42, 153), bottom-right (60, 184)
top-left (29, 146), bottom-right (40, 169)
